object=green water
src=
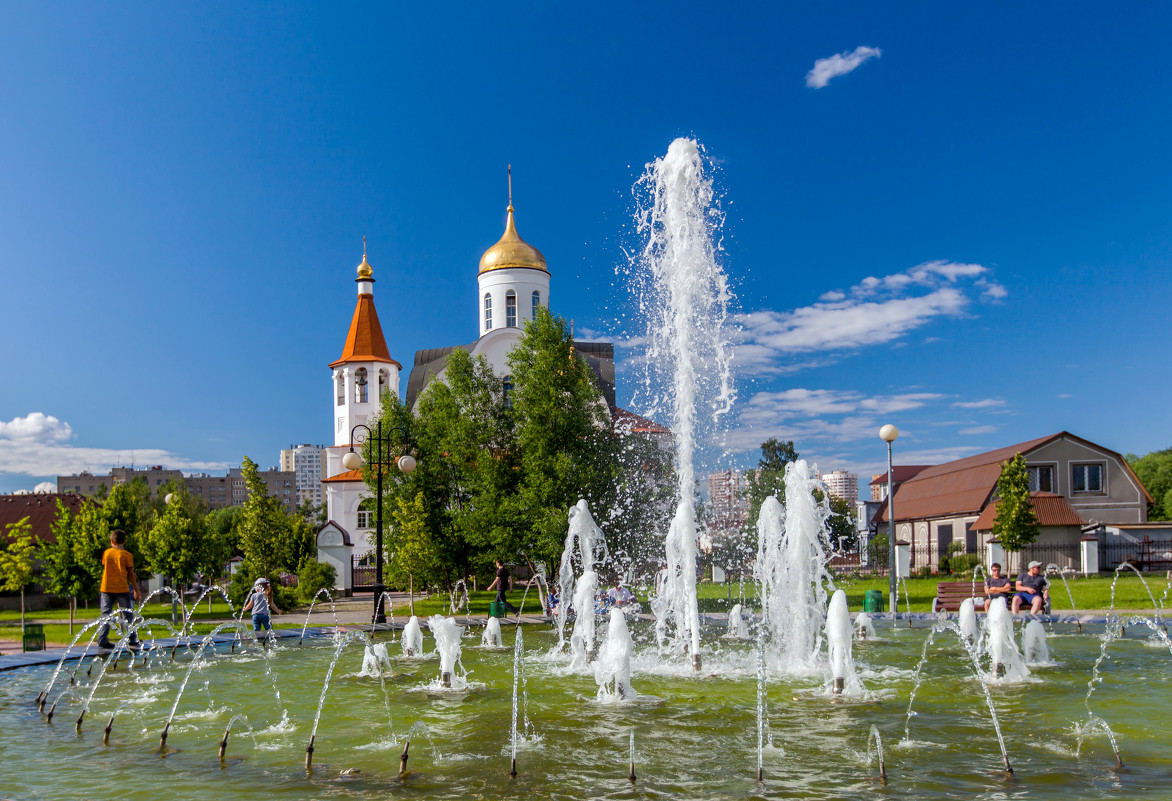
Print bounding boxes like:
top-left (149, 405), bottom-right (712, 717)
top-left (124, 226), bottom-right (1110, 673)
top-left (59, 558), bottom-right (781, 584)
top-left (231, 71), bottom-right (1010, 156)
top-left (2, 620), bottom-right (1170, 800)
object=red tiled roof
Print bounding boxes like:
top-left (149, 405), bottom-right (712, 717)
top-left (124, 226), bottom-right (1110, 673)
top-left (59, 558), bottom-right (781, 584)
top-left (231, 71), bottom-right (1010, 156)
top-left (868, 466), bottom-right (933, 485)
top-left (972, 492), bottom-right (1085, 530)
top-left (0, 493), bottom-right (94, 544)
top-left (613, 407), bottom-right (671, 435)
top-left (329, 294), bottom-right (402, 369)
top-left (322, 469), bottom-right (364, 484)
top-left (876, 434), bottom-right (1060, 522)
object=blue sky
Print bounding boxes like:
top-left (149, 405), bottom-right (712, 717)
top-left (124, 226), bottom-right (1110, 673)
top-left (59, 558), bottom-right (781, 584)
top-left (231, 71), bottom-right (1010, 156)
top-left (2, 2), bottom-right (1171, 495)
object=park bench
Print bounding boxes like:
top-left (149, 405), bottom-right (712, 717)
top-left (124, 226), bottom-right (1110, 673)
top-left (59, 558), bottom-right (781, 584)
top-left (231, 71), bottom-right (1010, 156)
top-left (932, 581), bottom-right (987, 613)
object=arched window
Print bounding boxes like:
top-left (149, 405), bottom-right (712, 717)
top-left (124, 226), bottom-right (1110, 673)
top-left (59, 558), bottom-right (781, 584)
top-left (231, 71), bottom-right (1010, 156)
top-left (532, 290), bottom-right (540, 320)
top-left (503, 374), bottom-right (514, 408)
top-left (506, 290), bottom-right (517, 327)
top-left (336, 372), bottom-right (345, 406)
top-left (354, 368), bottom-right (368, 403)
top-left (378, 369), bottom-right (390, 396)
top-left (484, 293), bottom-right (493, 330)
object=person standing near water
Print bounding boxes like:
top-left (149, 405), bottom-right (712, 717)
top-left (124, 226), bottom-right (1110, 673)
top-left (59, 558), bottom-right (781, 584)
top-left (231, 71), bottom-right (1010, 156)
top-left (486, 559), bottom-right (518, 614)
top-left (96, 528), bottom-right (140, 650)
top-left (242, 577), bottom-right (281, 641)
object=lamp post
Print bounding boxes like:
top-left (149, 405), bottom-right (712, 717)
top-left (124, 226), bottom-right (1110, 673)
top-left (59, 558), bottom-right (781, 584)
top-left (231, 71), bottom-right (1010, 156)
top-left (879, 424), bottom-right (899, 615)
top-left (342, 420), bottom-right (417, 625)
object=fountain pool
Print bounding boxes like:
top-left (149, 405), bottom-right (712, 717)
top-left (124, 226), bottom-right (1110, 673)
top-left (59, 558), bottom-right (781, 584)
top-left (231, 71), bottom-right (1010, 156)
top-left (3, 618), bottom-right (1171, 801)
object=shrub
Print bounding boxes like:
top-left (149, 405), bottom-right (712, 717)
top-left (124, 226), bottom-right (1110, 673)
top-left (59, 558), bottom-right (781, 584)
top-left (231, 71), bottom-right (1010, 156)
top-left (297, 556), bottom-right (337, 603)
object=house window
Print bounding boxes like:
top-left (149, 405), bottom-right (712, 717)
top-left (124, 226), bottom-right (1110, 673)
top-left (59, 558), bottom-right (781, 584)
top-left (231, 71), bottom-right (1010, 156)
top-left (506, 290), bottom-right (517, 327)
top-left (355, 368), bottom-right (368, 403)
top-left (484, 293), bottom-right (493, 330)
top-left (356, 510), bottom-right (373, 529)
top-left (503, 375), bottom-right (514, 408)
top-left (1072, 463), bottom-right (1104, 493)
top-left (1027, 465), bottom-right (1054, 493)
top-left (532, 290), bottom-right (540, 319)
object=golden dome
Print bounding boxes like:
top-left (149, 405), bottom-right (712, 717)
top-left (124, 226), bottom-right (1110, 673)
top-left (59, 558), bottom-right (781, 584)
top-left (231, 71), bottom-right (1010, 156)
top-left (356, 252), bottom-right (373, 280)
top-left (478, 205), bottom-right (548, 274)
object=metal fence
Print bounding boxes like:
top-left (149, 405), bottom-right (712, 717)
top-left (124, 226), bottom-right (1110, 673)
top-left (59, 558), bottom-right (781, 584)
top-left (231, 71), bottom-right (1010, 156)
top-left (1099, 536), bottom-right (1172, 573)
top-left (351, 557), bottom-right (376, 591)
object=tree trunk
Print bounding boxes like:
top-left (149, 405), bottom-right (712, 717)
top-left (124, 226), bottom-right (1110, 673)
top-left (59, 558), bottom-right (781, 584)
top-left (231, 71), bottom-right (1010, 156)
top-left (409, 574), bottom-right (415, 616)
top-left (20, 590), bottom-right (26, 629)
top-left (69, 596), bottom-right (75, 637)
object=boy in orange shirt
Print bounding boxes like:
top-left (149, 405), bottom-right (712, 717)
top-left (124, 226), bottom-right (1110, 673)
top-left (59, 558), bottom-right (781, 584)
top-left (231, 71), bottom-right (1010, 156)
top-left (96, 528), bottom-right (141, 650)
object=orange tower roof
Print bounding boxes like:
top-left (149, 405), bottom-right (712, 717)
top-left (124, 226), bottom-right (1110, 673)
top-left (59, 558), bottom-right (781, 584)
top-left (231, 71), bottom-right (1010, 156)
top-left (330, 293), bottom-right (402, 369)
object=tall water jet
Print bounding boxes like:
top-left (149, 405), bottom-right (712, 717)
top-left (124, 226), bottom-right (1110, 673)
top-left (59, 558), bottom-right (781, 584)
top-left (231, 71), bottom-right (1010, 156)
top-left (958, 598), bottom-right (979, 646)
top-left (429, 616), bottom-right (463, 688)
top-left (755, 462), bottom-right (833, 672)
top-left (632, 138), bottom-right (735, 670)
top-left (401, 616), bottom-right (423, 657)
top-left (594, 607), bottom-right (636, 701)
top-left (559, 500), bottom-right (608, 665)
top-left (985, 598), bottom-right (1029, 680)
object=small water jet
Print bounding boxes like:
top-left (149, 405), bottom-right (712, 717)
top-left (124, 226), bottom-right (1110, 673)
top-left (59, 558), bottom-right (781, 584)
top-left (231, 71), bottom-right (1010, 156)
top-left (298, 587), bottom-right (339, 645)
top-left (825, 590), bottom-right (860, 695)
top-left (429, 616), bottom-right (464, 688)
top-left (958, 598), bottom-right (979, 646)
top-left (482, 617), bottom-right (503, 648)
top-left (985, 598), bottom-right (1029, 680)
top-left (1022, 619), bottom-right (1050, 664)
top-left (594, 607), bottom-right (636, 700)
top-left (401, 616), bottom-right (424, 657)
top-left (726, 603), bottom-right (748, 639)
top-left (855, 612), bottom-right (876, 641)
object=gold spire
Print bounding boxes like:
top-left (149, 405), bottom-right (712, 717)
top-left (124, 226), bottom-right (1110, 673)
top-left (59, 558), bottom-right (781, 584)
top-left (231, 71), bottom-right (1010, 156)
top-left (478, 166), bottom-right (548, 274)
top-left (356, 236), bottom-right (373, 280)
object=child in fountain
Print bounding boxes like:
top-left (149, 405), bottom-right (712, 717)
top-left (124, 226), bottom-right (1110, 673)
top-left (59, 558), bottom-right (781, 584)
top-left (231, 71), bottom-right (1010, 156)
top-left (96, 528), bottom-right (140, 650)
top-left (983, 562), bottom-right (1012, 612)
top-left (1011, 560), bottom-right (1049, 614)
top-left (243, 577), bottom-right (281, 638)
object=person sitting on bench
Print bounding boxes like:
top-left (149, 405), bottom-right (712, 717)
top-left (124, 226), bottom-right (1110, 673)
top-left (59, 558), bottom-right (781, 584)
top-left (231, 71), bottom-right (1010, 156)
top-left (983, 562), bottom-right (1012, 612)
top-left (1011, 560), bottom-right (1049, 614)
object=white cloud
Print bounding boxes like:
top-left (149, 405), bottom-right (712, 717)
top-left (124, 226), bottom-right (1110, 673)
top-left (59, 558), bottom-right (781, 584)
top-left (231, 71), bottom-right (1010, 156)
top-left (0, 412), bottom-right (73, 442)
top-left (735, 261), bottom-right (998, 360)
top-left (0, 413), bottom-right (230, 478)
top-left (806, 46), bottom-right (882, 89)
top-left (33, 481), bottom-right (56, 493)
top-left (959, 425), bottom-right (997, 435)
top-left (951, 398), bottom-right (1005, 409)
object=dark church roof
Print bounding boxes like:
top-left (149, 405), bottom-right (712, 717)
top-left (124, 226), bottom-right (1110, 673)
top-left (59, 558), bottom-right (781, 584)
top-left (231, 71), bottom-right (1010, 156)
top-left (405, 341), bottom-right (616, 411)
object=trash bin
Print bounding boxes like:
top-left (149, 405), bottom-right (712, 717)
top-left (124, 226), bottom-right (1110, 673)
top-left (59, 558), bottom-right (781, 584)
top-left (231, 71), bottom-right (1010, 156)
top-left (863, 590), bottom-right (884, 613)
top-left (489, 601), bottom-right (507, 618)
top-left (22, 623), bottom-right (45, 652)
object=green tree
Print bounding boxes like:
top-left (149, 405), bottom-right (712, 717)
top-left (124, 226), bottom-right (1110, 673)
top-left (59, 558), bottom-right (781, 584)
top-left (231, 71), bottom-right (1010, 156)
top-left (203, 505), bottom-right (243, 582)
top-left (141, 489), bottom-right (207, 588)
top-left (825, 494), bottom-right (858, 551)
top-left (388, 491), bottom-right (442, 615)
top-left (742, 438), bottom-right (800, 535)
top-left (0, 518), bottom-right (37, 627)
top-left (42, 499), bottom-right (104, 633)
top-left (508, 307), bottom-right (618, 566)
top-left (1127, 447), bottom-right (1172, 520)
top-left (236, 456), bottom-right (299, 577)
top-left (101, 479), bottom-right (153, 572)
top-left (991, 453), bottom-right (1041, 553)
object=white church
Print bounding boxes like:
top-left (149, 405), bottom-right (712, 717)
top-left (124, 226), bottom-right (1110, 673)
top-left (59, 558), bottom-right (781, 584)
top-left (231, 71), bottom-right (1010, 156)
top-left (314, 185), bottom-right (663, 593)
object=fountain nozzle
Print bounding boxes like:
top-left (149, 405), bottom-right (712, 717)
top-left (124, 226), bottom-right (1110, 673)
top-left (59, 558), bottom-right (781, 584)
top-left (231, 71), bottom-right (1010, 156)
top-left (399, 740), bottom-right (410, 776)
top-left (833, 676), bottom-right (844, 694)
top-left (628, 761), bottom-right (636, 783)
top-left (159, 724), bottom-right (169, 751)
top-left (218, 724), bottom-right (231, 760)
top-left (692, 653), bottom-right (702, 671)
top-left (509, 756), bottom-right (517, 778)
top-left (878, 760), bottom-right (887, 783)
top-left (103, 715), bottom-right (115, 745)
top-left (305, 735), bottom-right (315, 771)
top-left (441, 671), bottom-right (452, 688)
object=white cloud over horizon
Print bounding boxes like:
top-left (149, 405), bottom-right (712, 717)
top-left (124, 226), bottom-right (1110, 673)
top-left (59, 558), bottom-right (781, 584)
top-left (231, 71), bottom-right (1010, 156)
top-left (806, 46), bottom-right (882, 89)
top-left (0, 412), bottom-right (231, 479)
top-left (733, 260), bottom-right (1004, 371)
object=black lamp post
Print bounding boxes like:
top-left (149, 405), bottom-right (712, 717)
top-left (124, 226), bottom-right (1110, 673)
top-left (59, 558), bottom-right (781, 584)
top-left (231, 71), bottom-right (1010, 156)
top-left (879, 424), bottom-right (899, 615)
top-left (342, 420), bottom-right (417, 625)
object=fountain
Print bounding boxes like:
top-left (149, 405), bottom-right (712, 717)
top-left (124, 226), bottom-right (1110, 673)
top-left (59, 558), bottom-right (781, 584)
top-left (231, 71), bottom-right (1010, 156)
top-left (5, 138), bottom-right (1172, 800)
top-left (482, 616), bottom-right (504, 648)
